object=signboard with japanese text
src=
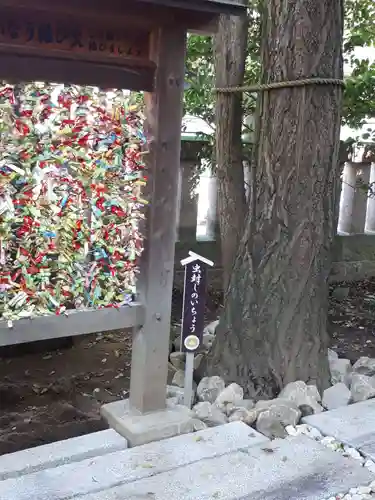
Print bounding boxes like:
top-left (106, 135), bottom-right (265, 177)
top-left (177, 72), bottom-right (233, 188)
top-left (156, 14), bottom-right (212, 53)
top-left (0, 10), bottom-right (149, 61)
top-left (181, 260), bottom-right (208, 353)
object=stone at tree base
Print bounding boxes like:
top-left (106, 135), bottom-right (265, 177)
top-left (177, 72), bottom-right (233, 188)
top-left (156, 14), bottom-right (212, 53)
top-left (203, 320), bottom-right (219, 335)
top-left (344, 371), bottom-right (354, 389)
top-left (228, 408), bottom-right (258, 426)
top-left (171, 372), bottom-right (197, 395)
top-left (168, 396), bottom-right (180, 406)
top-left (202, 332), bottom-right (215, 350)
top-left (298, 404), bottom-right (315, 417)
top-left (256, 402), bottom-right (301, 439)
top-left (215, 383), bottom-right (244, 410)
top-left (169, 352), bottom-right (203, 372)
top-left (238, 398), bottom-right (254, 410)
top-left (285, 423), bottom-right (323, 441)
top-left (322, 383), bottom-right (351, 410)
top-left (353, 357), bottom-right (375, 377)
top-left (167, 385), bottom-right (185, 405)
top-left (280, 381), bottom-right (321, 401)
top-left (255, 398), bottom-right (300, 412)
top-left (225, 398), bottom-right (255, 416)
top-left (329, 357), bottom-right (352, 385)
top-left (172, 370), bottom-right (185, 388)
top-left (278, 381), bottom-right (323, 414)
top-left (190, 418), bottom-right (208, 431)
top-left (328, 348), bottom-right (339, 362)
top-left (192, 402), bottom-right (228, 427)
top-left (350, 373), bottom-right (375, 403)
top-left (306, 384), bottom-right (322, 402)
top-left (169, 325), bottom-right (181, 353)
top-left (193, 354), bottom-right (204, 371)
top-left (196, 376), bottom-right (225, 403)
top-left (173, 335), bottom-right (182, 351)
top-left (168, 360), bottom-right (178, 372)
top-left (169, 352), bottom-right (185, 371)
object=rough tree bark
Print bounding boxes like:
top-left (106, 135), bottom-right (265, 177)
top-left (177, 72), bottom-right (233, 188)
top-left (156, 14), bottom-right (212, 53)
top-left (214, 8), bottom-right (248, 291)
top-left (204, 0), bottom-right (344, 398)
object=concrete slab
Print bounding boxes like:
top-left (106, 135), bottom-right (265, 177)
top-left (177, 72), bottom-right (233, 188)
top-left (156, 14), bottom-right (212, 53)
top-left (0, 429), bottom-right (128, 481)
top-left (77, 435), bottom-right (374, 500)
top-left (360, 441), bottom-right (375, 461)
top-left (303, 399), bottom-right (375, 452)
top-left (101, 398), bottom-right (196, 446)
top-left (0, 422), bottom-right (268, 500)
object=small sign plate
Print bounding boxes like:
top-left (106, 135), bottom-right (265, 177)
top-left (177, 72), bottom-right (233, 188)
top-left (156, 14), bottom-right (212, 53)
top-left (181, 260), bottom-right (208, 353)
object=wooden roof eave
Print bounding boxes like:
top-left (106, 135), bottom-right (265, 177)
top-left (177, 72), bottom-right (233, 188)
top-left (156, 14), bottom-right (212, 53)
top-left (0, 0), bottom-right (245, 33)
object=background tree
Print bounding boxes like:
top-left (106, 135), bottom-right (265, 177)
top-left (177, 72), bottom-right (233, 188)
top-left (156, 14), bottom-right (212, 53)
top-left (213, 7), bottom-right (248, 290)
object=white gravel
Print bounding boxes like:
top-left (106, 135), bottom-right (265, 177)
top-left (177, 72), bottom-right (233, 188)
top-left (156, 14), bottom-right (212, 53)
top-left (285, 424), bottom-right (375, 499)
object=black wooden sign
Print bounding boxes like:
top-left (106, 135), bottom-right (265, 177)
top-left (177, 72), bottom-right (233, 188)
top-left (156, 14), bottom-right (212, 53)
top-left (181, 260), bottom-right (208, 352)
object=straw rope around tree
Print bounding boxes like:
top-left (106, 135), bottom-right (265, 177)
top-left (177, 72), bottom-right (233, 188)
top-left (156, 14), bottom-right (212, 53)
top-left (214, 77), bottom-right (345, 94)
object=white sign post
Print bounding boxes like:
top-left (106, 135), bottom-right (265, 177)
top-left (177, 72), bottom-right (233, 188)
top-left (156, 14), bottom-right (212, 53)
top-left (180, 251), bottom-right (214, 408)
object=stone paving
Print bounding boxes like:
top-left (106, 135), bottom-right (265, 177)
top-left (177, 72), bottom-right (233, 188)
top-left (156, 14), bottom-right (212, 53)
top-left (0, 422), bottom-right (268, 500)
top-left (303, 399), bottom-right (375, 459)
top-left (0, 420), bottom-right (373, 500)
top-left (0, 429), bottom-right (128, 481)
top-left (76, 435), bottom-right (372, 500)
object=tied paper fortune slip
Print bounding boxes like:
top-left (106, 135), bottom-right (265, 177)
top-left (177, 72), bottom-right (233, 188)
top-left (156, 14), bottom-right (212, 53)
top-left (0, 82), bottom-right (147, 322)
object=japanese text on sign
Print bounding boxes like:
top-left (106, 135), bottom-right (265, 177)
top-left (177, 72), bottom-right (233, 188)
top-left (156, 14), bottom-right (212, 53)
top-left (0, 13), bottom-right (148, 59)
top-left (181, 260), bottom-right (207, 352)
top-left (189, 263), bottom-right (201, 334)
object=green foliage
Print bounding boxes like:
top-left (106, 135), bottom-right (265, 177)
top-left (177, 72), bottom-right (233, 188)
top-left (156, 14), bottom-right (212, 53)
top-left (184, 34), bottom-right (215, 124)
top-left (344, 0), bottom-right (375, 52)
top-left (343, 0), bottom-right (375, 131)
top-left (185, 0), bottom-right (375, 132)
top-left (343, 60), bottom-right (375, 129)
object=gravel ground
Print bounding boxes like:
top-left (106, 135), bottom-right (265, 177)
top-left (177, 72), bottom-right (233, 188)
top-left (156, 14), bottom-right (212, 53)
top-left (1, 281), bottom-right (375, 456)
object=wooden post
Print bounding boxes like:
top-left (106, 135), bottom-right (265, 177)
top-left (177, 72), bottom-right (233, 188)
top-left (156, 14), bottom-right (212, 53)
top-left (129, 26), bottom-right (186, 414)
top-left (175, 163), bottom-right (183, 242)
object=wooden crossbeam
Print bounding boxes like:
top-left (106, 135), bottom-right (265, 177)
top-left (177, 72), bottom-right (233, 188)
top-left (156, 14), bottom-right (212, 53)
top-left (0, 303), bottom-right (145, 347)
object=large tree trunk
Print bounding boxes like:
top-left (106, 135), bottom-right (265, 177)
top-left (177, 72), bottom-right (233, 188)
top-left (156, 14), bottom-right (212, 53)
top-left (214, 10), bottom-right (248, 291)
top-left (204, 0), bottom-right (343, 398)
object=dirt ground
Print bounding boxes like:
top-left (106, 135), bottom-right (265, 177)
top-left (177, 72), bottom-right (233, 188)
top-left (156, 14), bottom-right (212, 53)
top-left (1, 282), bottom-right (375, 456)
top-left (329, 279), bottom-right (375, 361)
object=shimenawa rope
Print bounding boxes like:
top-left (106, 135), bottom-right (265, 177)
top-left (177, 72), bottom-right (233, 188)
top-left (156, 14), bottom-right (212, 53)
top-left (214, 78), bottom-right (345, 94)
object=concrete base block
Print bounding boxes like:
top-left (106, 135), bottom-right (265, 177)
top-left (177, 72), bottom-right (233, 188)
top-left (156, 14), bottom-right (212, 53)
top-left (100, 399), bottom-right (195, 447)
